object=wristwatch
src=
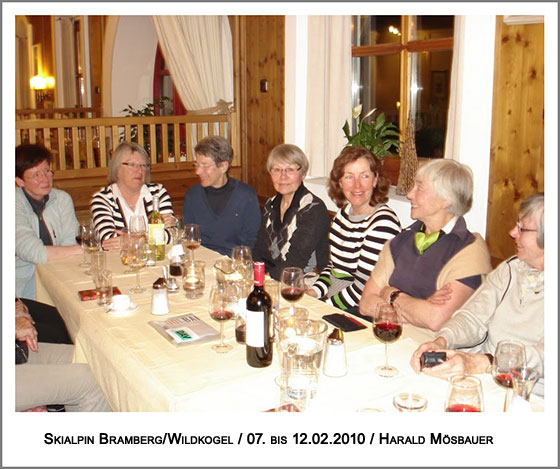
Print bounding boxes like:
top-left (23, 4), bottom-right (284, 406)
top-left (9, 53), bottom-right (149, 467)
top-left (389, 289), bottom-right (402, 306)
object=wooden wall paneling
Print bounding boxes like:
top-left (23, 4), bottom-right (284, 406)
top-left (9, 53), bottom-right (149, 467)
top-left (486, 17), bottom-right (544, 265)
top-left (238, 16), bottom-right (285, 203)
top-left (88, 16), bottom-right (104, 110)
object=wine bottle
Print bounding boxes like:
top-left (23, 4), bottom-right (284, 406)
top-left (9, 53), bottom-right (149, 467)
top-left (245, 261), bottom-right (273, 367)
top-left (148, 196), bottom-right (165, 261)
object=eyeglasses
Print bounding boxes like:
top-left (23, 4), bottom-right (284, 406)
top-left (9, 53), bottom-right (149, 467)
top-left (194, 162), bottom-right (217, 170)
top-left (26, 168), bottom-right (55, 181)
top-left (270, 166), bottom-right (301, 176)
top-left (122, 162), bottom-right (150, 171)
top-left (516, 219), bottom-right (537, 233)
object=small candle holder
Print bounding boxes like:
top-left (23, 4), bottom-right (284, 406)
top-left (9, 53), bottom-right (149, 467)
top-left (182, 260), bottom-right (205, 299)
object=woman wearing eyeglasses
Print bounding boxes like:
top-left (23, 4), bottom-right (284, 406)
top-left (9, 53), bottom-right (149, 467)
top-left (16, 144), bottom-right (82, 299)
top-left (90, 141), bottom-right (176, 251)
top-left (252, 144), bottom-right (331, 280)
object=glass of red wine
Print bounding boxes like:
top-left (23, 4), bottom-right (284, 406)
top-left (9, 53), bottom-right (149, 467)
top-left (182, 224), bottom-right (201, 260)
top-left (491, 340), bottom-right (526, 411)
top-left (445, 375), bottom-right (484, 412)
top-left (209, 284), bottom-right (238, 353)
top-left (280, 267), bottom-right (305, 314)
top-left (373, 302), bottom-right (402, 378)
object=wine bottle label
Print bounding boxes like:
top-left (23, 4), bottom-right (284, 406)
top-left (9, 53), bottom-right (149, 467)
top-left (245, 309), bottom-right (264, 347)
top-left (149, 224), bottom-right (165, 245)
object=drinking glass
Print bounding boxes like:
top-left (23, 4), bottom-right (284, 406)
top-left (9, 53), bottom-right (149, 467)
top-left (127, 238), bottom-right (148, 294)
top-left (491, 340), bottom-right (526, 411)
top-left (373, 302), bottom-right (402, 378)
top-left (182, 224), bottom-right (201, 259)
top-left (231, 245), bottom-right (253, 296)
top-left (119, 229), bottom-right (134, 273)
top-left (82, 227), bottom-right (100, 275)
top-left (129, 215), bottom-right (147, 237)
top-left (77, 222), bottom-right (91, 266)
top-left (445, 375), bottom-right (484, 412)
top-left (280, 267), bottom-right (305, 314)
top-left (393, 393), bottom-right (427, 412)
top-left (509, 366), bottom-right (539, 412)
top-left (93, 269), bottom-right (113, 306)
top-left (89, 250), bottom-right (107, 277)
top-left (209, 284), bottom-right (238, 353)
top-left (182, 260), bottom-right (205, 299)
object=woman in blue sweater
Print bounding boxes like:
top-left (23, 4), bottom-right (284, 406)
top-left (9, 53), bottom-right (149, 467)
top-left (182, 136), bottom-right (261, 256)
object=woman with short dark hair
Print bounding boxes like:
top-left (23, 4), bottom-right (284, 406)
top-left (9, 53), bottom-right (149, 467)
top-left (307, 147), bottom-right (401, 314)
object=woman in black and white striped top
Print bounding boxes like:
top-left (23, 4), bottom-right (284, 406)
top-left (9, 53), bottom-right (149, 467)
top-left (90, 142), bottom-right (176, 251)
top-left (307, 147), bottom-right (401, 315)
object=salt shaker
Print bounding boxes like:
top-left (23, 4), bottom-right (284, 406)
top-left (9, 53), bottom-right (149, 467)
top-left (323, 328), bottom-right (347, 377)
top-left (151, 277), bottom-right (169, 315)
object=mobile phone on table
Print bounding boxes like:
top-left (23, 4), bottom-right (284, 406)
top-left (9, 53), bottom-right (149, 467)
top-left (322, 313), bottom-right (367, 332)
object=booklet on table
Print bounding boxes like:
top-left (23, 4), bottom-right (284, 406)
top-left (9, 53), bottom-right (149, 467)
top-left (149, 313), bottom-right (219, 346)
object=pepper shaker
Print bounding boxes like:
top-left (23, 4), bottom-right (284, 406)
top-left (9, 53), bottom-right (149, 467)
top-left (151, 277), bottom-right (169, 315)
top-left (323, 328), bottom-right (347, 377)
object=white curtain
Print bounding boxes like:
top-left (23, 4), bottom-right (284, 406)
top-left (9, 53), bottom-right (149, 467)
top-left (305, 16), bottom-right (352, 177)
top-left (444, 16), bottom-right (465, 161)
top-left (152, 16), bottom-right (233, 112)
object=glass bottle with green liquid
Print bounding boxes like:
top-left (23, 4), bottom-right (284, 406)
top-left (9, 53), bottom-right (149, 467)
top-left (148, 196), bottom-right (165, 261)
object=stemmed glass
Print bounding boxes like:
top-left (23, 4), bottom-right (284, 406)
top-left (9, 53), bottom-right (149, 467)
top-left (129, 215), bottom-right (147, 239)
top-left (491, 340), bottom-right (526, 411)
top-left (280, 267), bottom-right (305, 314)
top-left (445, 375), bottom-right (484, 412)
top-left (209, 284), bottom-right (238, 353)
top-left (127, 238), bottom-right (148, 294)
top-left (77, 222), bottom-right (91, 266)
top-left (182, 224), bottom-right (201, 260)
top-left (119, 229), bottom-right (134, 273)
top-left (231, 245), bottom-right (253, 297)
top-left (82, 227), bottom-right (100, 275)
top-left (373, 302), bottom-right (402, 378)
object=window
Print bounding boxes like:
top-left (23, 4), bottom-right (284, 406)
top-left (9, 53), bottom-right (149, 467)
top-left (153, 46), bottom-right (186, 115)
top-left (351, 16), bottom-right (454, 160)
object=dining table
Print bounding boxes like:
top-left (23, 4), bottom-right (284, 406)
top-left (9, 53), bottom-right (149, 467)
top-left (35, 246), bottom-right (544, 413)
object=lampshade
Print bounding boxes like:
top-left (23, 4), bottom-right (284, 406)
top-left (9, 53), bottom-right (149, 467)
top-left (30, 75), bottom-right (47, 90)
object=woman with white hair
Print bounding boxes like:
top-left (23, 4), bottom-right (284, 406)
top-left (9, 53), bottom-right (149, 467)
top-left (410, 193), bottom-right (544, 396)
top-left (90, 141), bottom-right (176, 251)
top-left (359, 159), bottom-right (492, 330)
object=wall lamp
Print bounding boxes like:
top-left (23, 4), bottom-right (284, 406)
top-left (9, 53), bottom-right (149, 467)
top-left (30, 75), bottom-right (55, 103)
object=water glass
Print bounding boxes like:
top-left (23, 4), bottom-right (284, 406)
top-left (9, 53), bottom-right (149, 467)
top-left (89, 250), bottom-right (107, 276)
top-left (93, 269), bottom-right (113, 306)
top-left (182, 260), bottom-right (205, 299)
top-left (393, 392), bottom-right (428, 412)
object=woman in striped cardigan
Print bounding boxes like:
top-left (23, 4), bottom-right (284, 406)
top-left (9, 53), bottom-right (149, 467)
top-left (90, 142), bottom-right (176, 251)
top-left (307, 147), bottom-right (401, 317)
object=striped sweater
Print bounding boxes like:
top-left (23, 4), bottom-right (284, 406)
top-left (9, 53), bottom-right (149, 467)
top-left (90, 183), bottom-right (174, 243)
top-left (310, 203), bottom-right (401, 311)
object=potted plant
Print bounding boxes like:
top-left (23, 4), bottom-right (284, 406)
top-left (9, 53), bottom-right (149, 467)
top-left (342, 104), bottom-right (400, 159)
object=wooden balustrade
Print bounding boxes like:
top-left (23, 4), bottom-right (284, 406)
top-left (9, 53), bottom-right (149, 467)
top-left (16, 107), bottom-right (102, 120)
top-left (15, 112), bottom-right (239, 223)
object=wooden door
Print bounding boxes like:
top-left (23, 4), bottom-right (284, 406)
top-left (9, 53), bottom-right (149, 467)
top-left (236, 16), bottom-right (285, 203)
top-left (486, 17), bottom-right (544, 266)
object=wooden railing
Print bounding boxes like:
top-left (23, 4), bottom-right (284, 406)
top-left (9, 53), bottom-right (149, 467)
top-left (16, 107), bottom-right (102, 120)
top-left (15, 112), bottom-right (239, 222)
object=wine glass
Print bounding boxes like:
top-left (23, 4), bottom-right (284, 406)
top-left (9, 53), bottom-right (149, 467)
top-left (182, 224), bottom-right (201, 259)
top-left (209, 284), bottom-right (238, 353)
top-left (129, 215), bottom-right (147, 238)
top-left (373, 302), bottom-right (402, 378)
top-left (231, 245), bottom-right (253, 296)
top-left (77, 222), bottom-right (91, 266)
top-left (445, 375), bottom-right (484, 412)
top-left (280, 267), bottom-right (305, 314)
top-left (82, 227), bottom-right (100, 275)
top-left (119, 229), bottom-right (134, 273)
top-left (491, 340), bottom-right (526, 411)
top-left (127, 238), bottom-right (148, 294)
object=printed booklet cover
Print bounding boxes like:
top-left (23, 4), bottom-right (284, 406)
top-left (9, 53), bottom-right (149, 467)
top-left (149, 313), bottom-right (219, 346)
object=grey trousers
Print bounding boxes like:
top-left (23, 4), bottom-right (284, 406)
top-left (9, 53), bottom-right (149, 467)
top-left (16, 343), bottom-right (112, 412)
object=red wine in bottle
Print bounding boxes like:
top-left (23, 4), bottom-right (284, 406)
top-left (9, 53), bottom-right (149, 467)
top-left (245, 262), bottom-right (273, 367)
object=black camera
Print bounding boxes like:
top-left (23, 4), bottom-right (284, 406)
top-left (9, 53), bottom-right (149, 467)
top-left (420, 351), bottom-right (447, 369)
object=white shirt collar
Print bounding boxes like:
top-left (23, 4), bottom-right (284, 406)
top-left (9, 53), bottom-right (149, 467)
top-left (441, 216), bottom-right (459, 234)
